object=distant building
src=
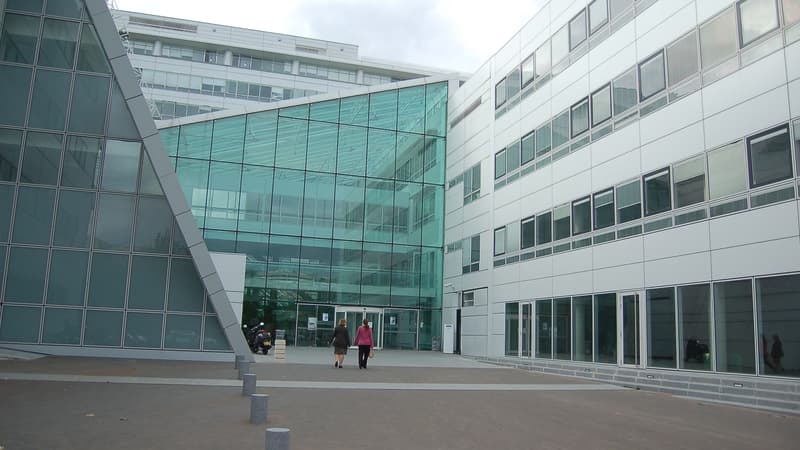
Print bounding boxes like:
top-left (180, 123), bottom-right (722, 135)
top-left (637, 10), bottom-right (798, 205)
top-left (110, 10), bottom-right (452, 120)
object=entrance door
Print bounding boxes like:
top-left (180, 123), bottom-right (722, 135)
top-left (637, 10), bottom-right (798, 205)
top-left (619, 292), bottom-right (642, 366)
top-left (335, 307), bottom-right (383, 349)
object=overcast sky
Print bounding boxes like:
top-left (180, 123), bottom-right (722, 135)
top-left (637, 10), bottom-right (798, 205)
top-left (115, 0), bottom-right (545, 74)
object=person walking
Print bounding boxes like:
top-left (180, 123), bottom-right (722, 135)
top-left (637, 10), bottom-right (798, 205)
top-left (330, 318), bottom-right (350, 368)
top-left (353, 319), bottom-right (374, 369)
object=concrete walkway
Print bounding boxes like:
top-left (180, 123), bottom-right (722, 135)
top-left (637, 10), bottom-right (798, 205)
top-left (1, 348), bottom-right (799, 450)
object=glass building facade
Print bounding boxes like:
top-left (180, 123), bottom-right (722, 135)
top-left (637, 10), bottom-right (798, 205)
top-left (0, 0), bottom-right (235, 356)
top-left (160, 81), bottom-right (448, 349)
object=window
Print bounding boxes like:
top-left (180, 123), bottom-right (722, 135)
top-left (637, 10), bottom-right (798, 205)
top-left (521, 132), bottom-right (535, 164)
top-left (462, 291), bottom-right (475, 307)
top-left (613, 68), bottom-right (638, 117)
top-left (747, 125), bottom-right (792, 187)
top-left (647, 288), bottom-right (677, 368)
top-left (667, 31), bottom-right (699, 86)
top-left (639, 51), bottom-right (666, 101)
top-left (785, 0), bottom-right (800, 26)
top-left (535, 300), bottom-right (552, 358)
top-left (462, 234), bottom-right (480, 273)
top-left (536, 123), bottom-right (551, 157)
top-left (505, 303), bottom-right (519, 356)
top-left (506, 141), bottom-right (521, 173)
top-left (708, 141), bottom-right (748, 199)
top-left (609, 0), bottom-right (634, 22)
top-left (571, 98), bottom-right (589, 137)
top-left (678, 284), bottom-right (712, 371)
top-left (573, 296), bottom-right (593, 362)
top-left (700, 7), bottom-right (738, 69)
top-left (535, 41), bottom-right (551, 78)
top-left (616, 179), bottom-right (641, 223)
top-left (738, 0), bottom-right (779, 47)
top-left (495, 79), bottom-right (507, 108)
top-left (494, 227), bottom-right (506, 256)
top-left (595, 293), bottom-right (617, 363)
top-left (795, 120), bottom-right (800, 177)
top-left (521, 216), bottom-right (535, 249)
top-left (673, 156), bottom-right (707, 208)
top-left (591, 85), bottom-right (612, 126)
top-left (757, 275), bottom-right (800, 377)
top-left (507, 67), bottom-right (521, 99)
top-left (570, 10), bottom-right (587, 50)
top-left (643, 169), bottom-right (671, 216)
top-left (464, 163), bottom-right (481, 202)
top-left (521, 55), bottom-right (535, 87)
top-left (553, 205), bottom-right (570, 241)
top-left (572, 198), bottom-right (591, 235)
top-left (593, 189), bottom-right (615, 229)
top-left (714, 280), bottom-right (756, 374)
top-left (589, 0), bottom-right (609, 34)
top-left (536, 211), bottom-right (552, 245)
top-left (552, 25), bottom-right (570, 66)
top-left (552, 111), bottom-right (570, 148)
top-left (494, 149), bottom-right (506, 179)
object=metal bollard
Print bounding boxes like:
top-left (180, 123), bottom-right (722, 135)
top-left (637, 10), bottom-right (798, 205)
top-left (265, 427), bottom-right (290, 450)
top-left (250, 394), bottom-right (269, 424)
top-left (234, 354), bottom-right (245, 370)
top-left (238, 361), bottom-right (251, 380)
top-left (242, 373), bottom-right (257, 396)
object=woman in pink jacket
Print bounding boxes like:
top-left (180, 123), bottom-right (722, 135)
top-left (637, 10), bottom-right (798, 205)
top-left (353, 319), bottom-right (374, 369)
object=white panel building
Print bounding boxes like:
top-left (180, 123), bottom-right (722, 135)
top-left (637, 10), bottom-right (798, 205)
top-left (444, 0), bottom-right (800, 410)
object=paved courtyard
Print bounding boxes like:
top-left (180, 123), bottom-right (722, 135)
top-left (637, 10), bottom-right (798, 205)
top-left (1, 347), bottom-right (798, 449)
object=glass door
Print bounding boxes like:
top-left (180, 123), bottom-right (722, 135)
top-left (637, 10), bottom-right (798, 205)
top-left (335, 307), bottom-right (384, 349)
top-left (521, 303), bottom-right (532, 357)
top-left (619, 292), bottom-right (642, 366)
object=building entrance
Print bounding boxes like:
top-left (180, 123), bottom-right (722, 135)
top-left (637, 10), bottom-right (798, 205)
top-left (336, 307), bottom-right (384, 349)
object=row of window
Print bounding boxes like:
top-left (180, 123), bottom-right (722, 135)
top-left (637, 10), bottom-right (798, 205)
top-left (495, 0), bottom-right (800, 184)
top-left (153, 100), bottom-right (223, 121)
top-left (6, 0), bottom-right (85, 19)
top-left (503, 273), bottom-right (800, 378)
top-left (138, 68), bottom-right (319, 103)
top-left (493, 120), bottom-right (799, 257)
top-left (495, 0), bottom-right (654, 110)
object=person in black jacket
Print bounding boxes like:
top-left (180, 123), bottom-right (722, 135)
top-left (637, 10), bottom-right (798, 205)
top-left (330, 319), bottom-right (350, 368)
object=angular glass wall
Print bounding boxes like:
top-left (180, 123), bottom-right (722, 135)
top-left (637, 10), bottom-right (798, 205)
top-left (162, 81), bottom-right (447, 348)
top-left (0, 1), bottom-right (229, 353)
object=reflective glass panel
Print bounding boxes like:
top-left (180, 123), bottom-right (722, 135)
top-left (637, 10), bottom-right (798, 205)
top-left (0, 14), bottom-right (39, 64)
top-left (128, 256), bottom-right (167, 310)
top-left (274, 117), bottom-right (308, 170)
top-left (643, 169), bottom-right (671, 216)
top-left (494, 227), bottom-right (506, 255)
top-left (76, 24), bottom-right (110, 73)
top-left (211, 116), bottom-right (245, 163)
top-left (87, 253), bottom-right (127, 308)
top-left (244, 111), bottom-right (277, 166)
top-left (590, 0), bottom-right (609, 33)
top-left (552, 25), bottom-right (569, 65)
top-left (175, 158), bottom-right (209, 226)
top-left (298, 238), bottom-right (332, 303)
top-left (310, 99), bottom-right (339, 122)
top-left (616, 179), bottom-right (641, 223)
top-left (647, 287), bottom-right (676, 368)
top-left (204, 316), bottom-right (231, 350)
top-left (339, 95), bottom-right (368, 126)
top-left (84, 310), bottom-right (122, 346)
top-left (107, 83), bottom-right (138, 140)
top-left (53, 190), bottom-right (94, 248)
top-left (738, 0), bottom-right (779, 46)
top-left (101, 140), bottom-right (140, 193)
top-left (0, 186), bottom-right (12, 241)
top-left (521, 55), bottom-right (534, 86)
top-left (571, 99), bottom-right (589, 137)
top-left (38, 19), bottom-right (78, 69)
top-left (0, 128), bottom-right (22, 182)
top-left (423, 136), bottom-right (445, 185)
top-left (306, 121), bottom-right (338, 172)
top-left (714, 280), bottom-right (755, 374)
top-left (61, 135), bottom-right (102, 188)
top-left (553, 205), bottom-right (570, 241)
top-left (536, 300), bottom-right (552, 358)
top-left (45, 0), bottom-right (82, 18)
top-left (367, 129), bottom-right (396, 179)
top-left (333, 175), bottom-right (365, 241)
top-left (0, 306), bottom-right (41, 342)
top-left (552, 111), bottom-right (570, 148)
top-left (93, 193), bottom-right (134, 251)
top-left (238, 165), bottom-right (273, 233)
top-left (205, 161), bottom-right (241, 231)
top-left (421, 185), bottom-right (443, 247)
top-left (595, 293), bottom-right (617, 363)
top-left (330, 240), bottom-right (363, 304)
top-left (573, 296), bottom-right (593, 362)
top-left (673, 156), bottom-right (706, 208)
top-left (700, 7), bottom-right (738, 69)
top-left (677, 284), bottom-right (712, 371)
top-left (177, 121), bottom-right (212, 159)
top-left (521, 217), bottom-right (535, 249)
top-left (6, 0), bottom-right (43, 12)
top-left (6, 246), bottom-right (48, 302)
top-left (572, 198), bottom-right (591, 235)
top-left (554, 298), bottom-right (571, 360)
top-left (536, 123), bottom-right (551, 157)
top-left (337, 125), bottom-right (367, 176)
top-left (639, 51), bottom-right (666, 101)
top-left (168, 259), bottom-right (204, 312)
top-left (12, 186), bottom-right (55, 245)
top-left (20, 132), bottom-right (63, 185)
top-left (68, 74), bottom-right (109, 134)
top-left (159, 127), bottom-right (179, 157)
top-left (397, 86), bottom-right (425, 134)
top-left (364, 179), bottom-right (394, 243)
top-left (390, 245), bottom-right (421, 307)
top-left (0, 64), bottom-right (31, 127)
top-left (667, 31), bottom-right (699, 86)
top-left (592, 85), bottom-right (612, 126)
top-left (570, 10), bottom-right (587, 49)
top-left (747, 125), bottom-right (792, 187)
top-left (757, 275), bottom-right (799, 377)
top-left (29, 69), bottom-right (71, 131)
top-left (785, 0), bottom-right (800, 25)
top-left (46, 250), bottom-right (88, 306)
top-left (613, 68), bottom-right (637, 116)
top-left (594, 189), bottom-right (615, 230)
top-left (302, 172), bottom-right (335, 238)
top-left (536, 211), bottom-right (552, 245)
top-left (425, 83), bottom-right (447, 137)
top-left (266, 235), bottom-right (300, 298)
top-left (270, 168), bottom-right (304, 235)
top-left (396, 132), bottom-right (425, 182)
top-left (164, 315), bottom-right (201, 350)
top-left (124, 312), bottom-right (163, 348)
top-left (708, 141), bottom-right (747, 199)
top-left (133, 196), bottom-right (172, 253)
top-left (369, 90), bottom-right (398, 130)
top-left (535, 41), bottom-right (551, 78)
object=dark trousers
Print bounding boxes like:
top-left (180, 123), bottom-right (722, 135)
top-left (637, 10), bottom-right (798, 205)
top-left (358, 345), bottom-right (371, 368)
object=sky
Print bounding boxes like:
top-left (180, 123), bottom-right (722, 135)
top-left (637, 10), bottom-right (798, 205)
top-left (114, 0), bottom-right (545, 74)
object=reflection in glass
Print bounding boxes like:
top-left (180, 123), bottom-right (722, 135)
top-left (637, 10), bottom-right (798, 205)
top-left (738, 0), bottom-right (779, 46)
top-left (613, 68), bottom-right (637, 117)
top-left (678, 284), bottom-right (712, 371)
top-left (69, 74), bottom-right (109, 134)
top-left (337, 125), bottom-right (367, 176)
top-left (369, 90), bottom-right (398, 130)
top-left (708, 141), bottom-right (747, 199)
top-left (644, 169), bottom-right (671, 216)
top-left (29, 70), bottom-right (71, 131)
top-left (360, 242), bottom-right (391, 305)
top-left (5, 247), bottom-right (48, 303)
top-left (0, 306), bottom-right (41, 343)
top-left (757, 275), bottom-right (799, 377)
top-left (275, 117), bottom-right (308, 170)
top-left (397, 86), bottom-right (425, 134)
top-left (306, 121), bottom-right (338, 172)
top-left (12, 186), bottom-right (55, 245)
top-left (84, 310), bottom-right (122, 346)
top-left (571, 99), bottom-right (589, 137)
top-left (616, 179), bottom-right (641, 223)
top-left (87, 253), bottom-right (128, 308)
top-left (164, 315), bottom-right (201, 349)
top-left (639, 51), bottom-right (666, 101)
top-left (124, 312), bottom-right (163, 348)
top-left (134, 197), bottom-right (172, 253)
top-left (700, 7), bottom-right (738, 69)
top-left (0, 14), bottom-right (39, 64)
top-left (367, 129), bottom-right (396, 179)
top-left (62, 136), bottom-right (102, 188)
top-left (38, 19), bottom-right (79, 69)
top-left (239, 165), bottom-right (273, 233)
top-left (211, 116), bottom-right (245, 163)
top-left (76, 24), bottom-right (110, 73)
top-left (302, 172), bottom-right (335, 239)
top-left (128, 256), bottom-right (168, 310)
top-left (330, 240), bottom-right (362, 304)
top-left (20, 132), bottom-right (63, 185)
top-left (595, 293), bottom-right (617, 363)
top-left (505, 302), bottom-right (519, 356)
top-left (0, 128), bottom-right (22, 182)
top-left (298, 238), bottom-right (332, 302)
top-left (536, 300), bottom-right (552, 358)
top-left (715, 280), bottom-right (756, 374)
top-left (667, 31), bottom-right (699, 86)
top-left (244, 110), bottom-right (277, 166)
top-left (0, 65), bottom-right (31, 127)
top-left (42, 307), bottom-right (82, 344)
top-left (205, 161), bottom-right (241, 230)
top-left (647, 288), bottom-right (676, 368)
top-left (46, 250), bottom-right (88, 306)
top-left (673, 156), bottom-right (706, 208)
top-left (94, 193), bottom-right (134, 251)
top-left (572, 296), bottom-right (593, 362)
top-left (554, 298), bottom-right (571, 360)
top-left (339, 95), bottom-right (368, 126)
top-left (102, 140), bottom-right (141, 193)
top-left (747, 126), bottom-right (792, 187)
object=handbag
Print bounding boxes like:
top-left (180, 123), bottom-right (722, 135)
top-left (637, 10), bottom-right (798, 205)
top-left (369, 349), bottom-right (374, 358)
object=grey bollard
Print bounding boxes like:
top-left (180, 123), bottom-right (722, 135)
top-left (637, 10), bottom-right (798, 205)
top-left (242, 373), bottom-right (257, 396)
top-left (265, 427), bottom-right (290, 450)
top-left (234, 354), bottom-right (245, 370)
top-left (250, 394), bottom-right (269, 424)
top-left (238, 361), bottom-right (251, 380)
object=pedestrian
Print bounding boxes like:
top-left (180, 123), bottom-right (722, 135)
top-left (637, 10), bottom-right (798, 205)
top-left (771, 334), bottom-right (784, 372)
top-left (353, 319), bottom-right (374, 369)
top-left (330, 318), bottom-right (350, 368)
